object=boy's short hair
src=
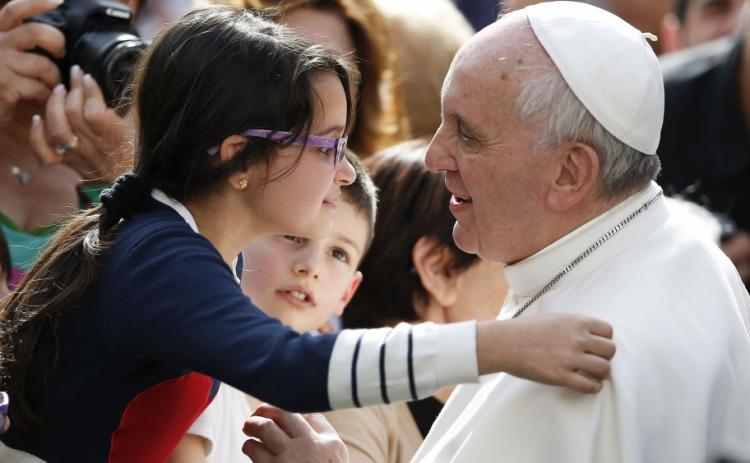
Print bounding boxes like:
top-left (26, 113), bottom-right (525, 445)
top-left (341, 150), bottom-right (378, 253)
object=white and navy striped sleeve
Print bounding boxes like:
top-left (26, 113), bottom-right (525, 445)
top-left (327, 321), bottom-right (478, 409)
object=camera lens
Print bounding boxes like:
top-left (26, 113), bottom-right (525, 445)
top-left (75, 31), bottom-right (146, 104)
top-left (102, 36), bottom-right (146, 103)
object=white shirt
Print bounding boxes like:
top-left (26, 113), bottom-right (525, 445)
top-left (188, 383), bottom-right (251, 463)
top-left (413, 182), bottom-right (750, 463)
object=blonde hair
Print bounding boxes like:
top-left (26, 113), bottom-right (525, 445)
top-left (375, 0), bottom-right (474, 137)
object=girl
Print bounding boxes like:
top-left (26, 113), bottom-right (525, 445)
top-left (0, 7), bottom-right (615, 462)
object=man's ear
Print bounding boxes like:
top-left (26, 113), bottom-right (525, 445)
top-left (336, 271), bottom-right (363, 317)
top-left (546, 142), bottom-right (600, 212)
top-left (412, 236), bottom-right (458, 308)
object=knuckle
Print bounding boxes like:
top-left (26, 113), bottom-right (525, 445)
top-left (572, 336), bottom-right (587, 351)
top-left (2, 3), bottom-right (20, 21)
top-left (47, 127), bottom-right (67, 143)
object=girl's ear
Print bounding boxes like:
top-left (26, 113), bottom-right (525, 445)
top-left (412, 236), bottom-right (459, 308)
top-left (219, 135), bottom-right (253, 191)
top-left (218, 135), bottom-right (248, 165)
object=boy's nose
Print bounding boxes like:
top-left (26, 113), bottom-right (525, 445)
top-left (293, 257), bottom-right (321, 279)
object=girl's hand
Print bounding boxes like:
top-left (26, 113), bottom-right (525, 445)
top-left (477, 313), bottom-right (616, 393)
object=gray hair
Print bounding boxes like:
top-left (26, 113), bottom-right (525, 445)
top-left (515, 70), bottom-right (660, 199)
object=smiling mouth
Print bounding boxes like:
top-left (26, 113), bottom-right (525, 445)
top-left (453, 194), bottom-right (473, 204)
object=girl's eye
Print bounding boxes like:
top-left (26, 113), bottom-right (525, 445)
top-left (331, 248), bottom-right (349, 263)
top-left (319, 147), bottom-right (334, 155)
top-left (283, 235), bottom-right (304, 245)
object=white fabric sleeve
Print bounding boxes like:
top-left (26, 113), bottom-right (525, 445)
top-left (186, 386), bottom-right (220, 456)
top-left (327, 321), bottom-right (478, 409)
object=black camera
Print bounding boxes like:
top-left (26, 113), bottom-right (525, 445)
top-left (27, 0), bottom-right (147, 105)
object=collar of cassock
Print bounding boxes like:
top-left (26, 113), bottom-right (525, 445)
top-left (503, 181), bottom-right (666, 300)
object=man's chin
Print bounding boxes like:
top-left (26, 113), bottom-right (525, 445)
top-left (452, 222), bottom-right (480, 255)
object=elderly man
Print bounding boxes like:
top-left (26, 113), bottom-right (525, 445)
top-left (241, 2), bottom-right (750, 462)
top-left (412, 2), bottom-right (750, 461)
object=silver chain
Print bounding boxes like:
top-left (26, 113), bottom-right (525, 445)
top-left (512, 191), bottom-right (663, 318)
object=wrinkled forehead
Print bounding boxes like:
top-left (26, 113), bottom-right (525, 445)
top-left (442, 14), bottom-right (553, 106)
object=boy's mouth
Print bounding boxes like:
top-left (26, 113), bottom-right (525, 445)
top-left (277, 286), bottom-right (316, 307)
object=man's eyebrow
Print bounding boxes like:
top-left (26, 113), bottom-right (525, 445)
top-left (451, 112), bottom-right (482, 137)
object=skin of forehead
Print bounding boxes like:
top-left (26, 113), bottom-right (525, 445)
top-left (457, 13), bottom-right (554, 82)
top-left (447, 12), bottom-right (556, 120)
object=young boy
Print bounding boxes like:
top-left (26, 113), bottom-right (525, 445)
top-left (168, 151), bottom-right (377, 463)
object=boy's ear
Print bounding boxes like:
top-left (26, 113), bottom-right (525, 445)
top-left (336, 271), bottom-right (363, 316)
top-left (412, 236), bottom-right (458, 308)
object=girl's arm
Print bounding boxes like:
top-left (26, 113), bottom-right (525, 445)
top-left (107, 227), bottom-right (614, 413)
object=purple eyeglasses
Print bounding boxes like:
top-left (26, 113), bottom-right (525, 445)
top-left (207, 129), bottom-right (347, 166)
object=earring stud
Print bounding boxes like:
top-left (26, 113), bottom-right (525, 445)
top-left (239, 178), bottom-right (248, 189)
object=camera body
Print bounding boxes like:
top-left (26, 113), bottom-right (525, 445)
top-left (27, 0), bottom-right (146, 105)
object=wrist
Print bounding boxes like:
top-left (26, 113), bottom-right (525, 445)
top-left (476, 320), bottom-right (512, 376)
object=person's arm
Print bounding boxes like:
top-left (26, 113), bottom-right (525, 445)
top-left (107, 225), bottom-right (615, 413)
top-left (165, 435), bottom-right (208, 463)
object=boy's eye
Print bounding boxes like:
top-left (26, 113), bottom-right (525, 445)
top-left (283, 235), bottom-right (304, 244)
top-left (331, 248), bottom-right (349, 263)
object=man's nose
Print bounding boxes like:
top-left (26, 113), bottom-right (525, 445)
top-left (425, 126), bottom-right (457, 173)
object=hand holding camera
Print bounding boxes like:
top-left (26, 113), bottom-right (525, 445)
top-left (0, 0), bottom-right (65, 124)
top-left (0, 0), bottom-right (144, 184)
top-left (29, 63), bottom-right (134, 184)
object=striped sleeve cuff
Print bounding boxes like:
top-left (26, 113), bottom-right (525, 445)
top-left (327, 321), bottom-right (478, 409)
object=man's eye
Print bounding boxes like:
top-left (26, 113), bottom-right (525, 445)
top-left (458, 123), bottom-right (478, 143)
top-left (283, 235), bottom-right (304, 244)
top-left (331, 248), bottom-right (349, 263)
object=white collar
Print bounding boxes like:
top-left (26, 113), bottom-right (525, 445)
top-left (504, 181), bottom-right (666, 298)
top-left (151, 189), bottom-right (199, 233)
top-left (151, 189), bottom-right (241, 283)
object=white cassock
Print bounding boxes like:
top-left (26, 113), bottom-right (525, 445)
top-left (413, 182), bottom-right (750, 463)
